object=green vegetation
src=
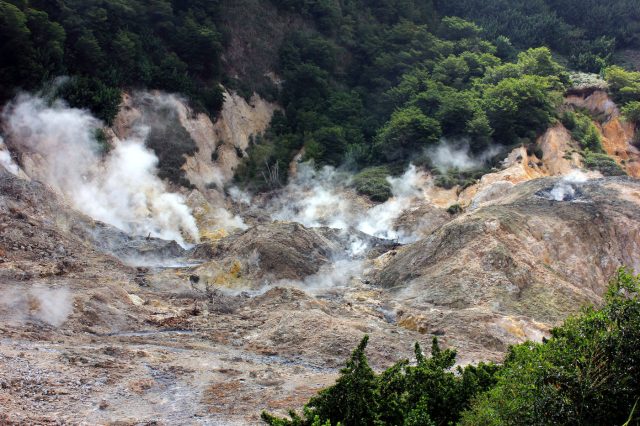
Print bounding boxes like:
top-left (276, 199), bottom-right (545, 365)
top-left (0, 0), bottom-right (636, 191)
top-left (561, 110), bottom-right (604, 152)
top-left (352, 167), bottom-right (393, 202)
top-left (434, 168), bottom-right (487, 191)
top-left (605, 66), bottom-right (640, 105)
top-left (583, 151), bottom-right (626, 176)
top-left (463, 268), bottom-right (640, 425)
top-left (436, 0), bottom-right (639, 72)
top-left (262, 335), bottom-right (500, 426)
top-left (237, 8), bottom-right (569, 189)
top-left (622, 102), bottom-right (640, 125)
top-left (0, 0), bottom-right (225, 123)
top-left (446, 204), bottom-right (463, 215)
top-left (262, 268), bottom-right (640, 426)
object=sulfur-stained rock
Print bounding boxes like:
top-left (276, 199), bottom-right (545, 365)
top-left (372, 176), bottom-right (640, 360)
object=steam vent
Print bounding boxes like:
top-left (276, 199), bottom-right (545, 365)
top-left (1, 1), bottom-right (640, 424)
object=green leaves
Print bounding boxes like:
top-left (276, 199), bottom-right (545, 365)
top-left (560, 110), bottom-right (604, 153)
top-left (305, 335), bottom-right (379, 426)
top-left (462, 268), bottom-right (640, 426)
top-left (263, 336), bottom-right (499, 426)
top-left (352, 166), bottom-right (393, 202)
top-left (484, 74), bottom-right (561, 143)
top-left (0, 0), bottom-right (226, 119)
top-left (622, 101), bottom-right (640, 125)
top-left (604, 66), bottom-right (640, 105)
top-left (263, 269), bottom-right (640, 426)
top-left (374, 107), bottom-right (442, 162)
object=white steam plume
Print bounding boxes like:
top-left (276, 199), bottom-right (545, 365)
top-left (549, 170), bottom-right (589, 201)
top-left (270, 164), bottom-right (356, 229)
top-left (0, 287), bottom-right (72, 327)
top-left (427, 139), bottom-right (501, 172)
top-left (268, 162), bottom-right (431, 244)
top-left (0, 136), bottom-right (20, 175)
top-left (356, 165), bottom-right (427, 241)
top-left (3, 95), bottom-right (199, 246)
top-left (273, 259), bottom-right (364, 293)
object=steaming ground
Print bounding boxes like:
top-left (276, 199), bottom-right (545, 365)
top-left (3, 95), bottom-right (199, 247)
top-left (426, 139), bottom-right (502, 172)
top-left (266, 162), bottom-right (441, 244)
top-left (2, 89), bottom-right (640, 423)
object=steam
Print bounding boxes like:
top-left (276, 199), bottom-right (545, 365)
top-left (227, 186), bottom-right (252, 205)
top-left (273, 259), bottom-right (365, 293)
top-left (549, 170), bottom-right (589, 201)
top-left (356, 165), bottom-right (427, 241)
top-left (3, 94), bottom-right (199, 246)
top-left (427, 139), bottom-right (501, 172)
top-left (0, 136), bottom-right (20, 175)
top-left (270, 164), bottom-right (356, 229)
top-left (0, 286), bottom-right (72, 327)
top-left (268, 163), bottom-right (431, 244)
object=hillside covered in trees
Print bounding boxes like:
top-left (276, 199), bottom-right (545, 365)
top-left (1, 1), bottom-right (640, 424)
top-left (1, 0), bottom-right (639, 190)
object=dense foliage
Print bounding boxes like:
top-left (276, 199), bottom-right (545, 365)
top-left (262, 336), bottom-right (499, 426)
top-left (237, 3), bottom-right (571, 192)
top-left (0, 0), bottom-right (633, 193)
top-left (0, 0), bottom-right (225, 123)
top-left (262, 268), bottom-right (640, 426)
top-left (436, 0), bottom-right (640, 73)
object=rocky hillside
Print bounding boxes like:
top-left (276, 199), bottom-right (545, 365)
top-left (2, 1), bottom-right (640, 423)
top-left (1, 85), bottom-right (640, 422)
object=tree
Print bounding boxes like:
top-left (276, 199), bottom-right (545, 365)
top-left (305, 126), bottom-right (349, 167)
top-left (622, 101), bottom-right (640, 125)
top-left (305, 336), bottom-right (379, 426)
top-left (0, 1), bottom-right (36, 97)
top-left (461, 268), bottom-right (640, 426)
top-left (484, 75), bottom-right (560, 143)
top-left (605, 66), bottom-right (640, 104)
top-left (517, 47), bottom-right (567, 82)
top-left (374, 106), bottom-right (442, 161)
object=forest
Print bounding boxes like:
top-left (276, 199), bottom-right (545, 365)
top-left (1, 0), bottom-right (639, 194)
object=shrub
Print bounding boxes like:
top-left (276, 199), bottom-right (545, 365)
top-left (447, 203), bottom-right (463, 215)
top-left (260, 268), bottom-right (640, 426)
top-left (262, 336), bottom-right (499, 426)
top-left (484, 75), bottom-right (561, 143)
top-left (461, 268), bottom-right (640, 426)
top-left (583, 151), bottom-right (626, 176)
top-left (352, 167), bottom-right (393, 202)
top-left (57, 77), bottom-right (121, 125)
top-left (374, 107), bottom-right (442, 162)
top-left (561, 110), bottom-right (604, 152)
top-left (604, 66), bottom-right (640, 104)
top-left (622, 101), bottom-right (640, 125)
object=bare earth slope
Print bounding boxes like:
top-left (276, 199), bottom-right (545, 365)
top-left (373, 176), bottom-right (640, 361)
top-left (2, 164), bottom-right (640, 423)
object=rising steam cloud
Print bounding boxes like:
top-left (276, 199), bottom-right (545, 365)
top-left (427, 139), bottom-right (502, 172)
top-left (1, 286), bottom-right (73, 327)
top-left (3, 95), bottom-right (199, 246)
top-left (268, 162), bottom-right (431, 244)
top-left (0, 136), bottom-right (20, 175)
top-left (548, 170), bottom-right (589, 201)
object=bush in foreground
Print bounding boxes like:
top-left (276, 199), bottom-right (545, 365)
top-left (262, 268), bottom-right (640, 426)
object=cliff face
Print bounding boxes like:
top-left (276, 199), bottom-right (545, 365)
top-left (113, 90), bottom-right (277, 192)
top-left (565, 90), bottom-right (640, 177)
